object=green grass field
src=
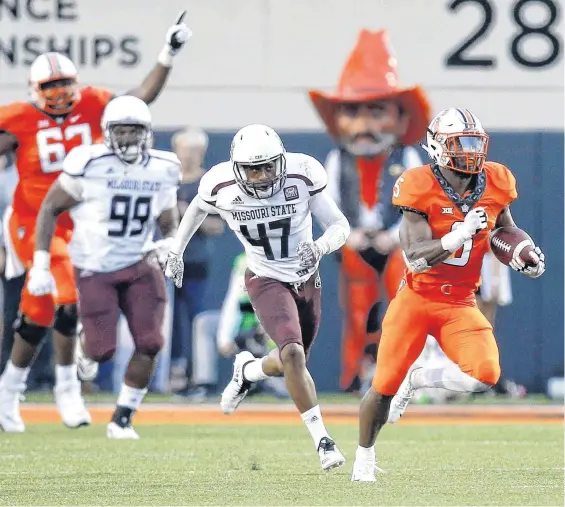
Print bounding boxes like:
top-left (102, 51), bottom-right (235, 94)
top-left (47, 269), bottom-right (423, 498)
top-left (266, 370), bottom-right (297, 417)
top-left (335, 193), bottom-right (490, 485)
top-left (0, 422), bottom-right (562, 506)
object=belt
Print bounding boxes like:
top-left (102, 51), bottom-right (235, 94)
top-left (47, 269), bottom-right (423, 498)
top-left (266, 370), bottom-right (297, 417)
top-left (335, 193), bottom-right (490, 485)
top-left (406, 278), bottom-right (476, 299)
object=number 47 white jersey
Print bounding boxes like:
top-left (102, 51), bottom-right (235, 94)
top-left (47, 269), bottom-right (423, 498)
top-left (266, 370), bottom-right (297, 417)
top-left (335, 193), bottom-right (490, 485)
top-left (58, 143), bottom-right (180, 273)
top-left (198, 152), bottom-right (330, 283)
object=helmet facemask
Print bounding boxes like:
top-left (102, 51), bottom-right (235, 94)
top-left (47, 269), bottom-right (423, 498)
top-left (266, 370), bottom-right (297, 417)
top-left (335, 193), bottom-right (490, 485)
top-left (105, 123), bottom-right (151, 164)
top-left (436, 131), bottom-right (489, 175)
top-left (233, 154), bottom-right (287, 199)
top-left (33, 77), bottom-right (80, 115)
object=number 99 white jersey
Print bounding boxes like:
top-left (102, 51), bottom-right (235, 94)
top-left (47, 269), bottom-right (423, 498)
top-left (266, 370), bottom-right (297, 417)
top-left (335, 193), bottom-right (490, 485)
top-left (58, 144), bottom-right (180, 272)
top-left (198, 152), bottom-right (327, 283)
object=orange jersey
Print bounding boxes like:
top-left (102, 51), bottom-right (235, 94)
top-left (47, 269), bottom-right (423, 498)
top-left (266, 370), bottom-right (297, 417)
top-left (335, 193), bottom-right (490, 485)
top-left (0, 86), bottom-right (113, 227)
top-left (393, 162), bottom-right (517, 293)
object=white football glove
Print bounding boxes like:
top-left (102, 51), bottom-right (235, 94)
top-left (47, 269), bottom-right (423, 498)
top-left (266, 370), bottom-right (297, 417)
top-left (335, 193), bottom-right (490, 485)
top-left (27, 266), bottom-right (56, 296)
top-left (297, 241), bottom-right (321, 268)
top-left (164, 251), bottom-right (185, 288)
top-left (462, 207), bottom-right (488, 237)
top-left (154, 237), bottom-right (174, 267)
top-left (165, 11), bottom-right (192, 55)
top-left (509, 246), bottom-right (546, 278)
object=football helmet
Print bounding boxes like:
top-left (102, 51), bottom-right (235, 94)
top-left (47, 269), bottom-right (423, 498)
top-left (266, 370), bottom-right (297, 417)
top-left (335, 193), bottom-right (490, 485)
top-left (422, 108), bottom-right (489, 175)
top-left (230, 124), bottom-right (287, 198)
top-left (102, 96), bottom-right (152, 164)
top-left (29, 52), bottom-right (80, 115)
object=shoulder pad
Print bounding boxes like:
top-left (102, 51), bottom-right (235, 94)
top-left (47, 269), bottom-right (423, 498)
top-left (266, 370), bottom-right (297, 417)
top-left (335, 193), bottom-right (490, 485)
top-left (62, 144), bottom-right (110, 176)
top-left (0, 102), bottom-right (29, 134)
top-left (198, 162), bottom-right (235, 205)
top-left (286, 152), bottom-right (327, 195)
top-left (392, 165), bottom-right (434, 216)
top-left (148, 149), bottom-right (181, 183)
top-left (485, 161), bottom-right (518, 203)
top-left (80, 86), bottom-right (114, 107)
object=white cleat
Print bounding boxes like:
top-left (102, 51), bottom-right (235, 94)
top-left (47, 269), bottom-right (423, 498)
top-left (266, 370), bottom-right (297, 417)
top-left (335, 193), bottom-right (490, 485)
top-left (0, 381), bottom-right (25, 433)
top-left (317, 437), bottom-right (346, 471)
top-left (106, 421), bottom-right (140, 439)
top-left (75, 324), bottom-right (99, 382)
top-left (351, 460), bottom-right (385, 482)
top-left (387, 367), bottom-right (421, 424)
top-left (220, 351), bottom-right (254, 415)
top-left (54, 381), bottom-right (91, 429)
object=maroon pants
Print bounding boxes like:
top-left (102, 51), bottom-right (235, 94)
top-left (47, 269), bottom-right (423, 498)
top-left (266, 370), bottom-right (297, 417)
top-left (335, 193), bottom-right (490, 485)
top-left (75, 256), bottom-right (167, 362)
top-left (244, 269), bottom-right (322, 357)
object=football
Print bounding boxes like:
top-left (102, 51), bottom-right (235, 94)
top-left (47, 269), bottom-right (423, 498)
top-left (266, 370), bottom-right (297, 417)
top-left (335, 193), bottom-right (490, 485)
top-left (489, 226), bottom-right (536, 267)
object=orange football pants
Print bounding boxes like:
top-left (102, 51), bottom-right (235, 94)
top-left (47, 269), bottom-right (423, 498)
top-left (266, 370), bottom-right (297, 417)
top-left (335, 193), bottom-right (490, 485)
top-left (9, 212), bottom-right (77, 327)
top-left (338, 246), bottom-right (405, 390)
top-left (371, 283), bottom-right (501, 395)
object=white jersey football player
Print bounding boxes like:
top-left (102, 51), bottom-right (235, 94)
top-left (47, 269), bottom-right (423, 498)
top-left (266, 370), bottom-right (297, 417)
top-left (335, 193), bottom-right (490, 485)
top-left (27, 96), bottom-right (180, 439)
top-left (165, 124), bottom-right (351, 471)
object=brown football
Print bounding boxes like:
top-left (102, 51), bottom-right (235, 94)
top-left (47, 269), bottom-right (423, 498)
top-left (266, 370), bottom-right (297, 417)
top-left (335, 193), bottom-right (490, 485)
top-left (489, 227), bottom-right (535, 267)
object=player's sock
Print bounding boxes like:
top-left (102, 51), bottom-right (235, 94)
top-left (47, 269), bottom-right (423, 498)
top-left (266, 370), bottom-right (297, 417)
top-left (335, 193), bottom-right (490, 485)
top-left (412, 364), bottom-right (490, 393)
top-left (301, 405), bottom-right (330, 448)
top-left (1, 361), bottom-right (30, 389)
top-left (55, 364), bottom-right (78, 386)
top-left (355, 444), bottom-right (376, 462)
top-left (242, 358), bottom-right (269, 382)
top-left (112, 384), bottom-right (148, 428)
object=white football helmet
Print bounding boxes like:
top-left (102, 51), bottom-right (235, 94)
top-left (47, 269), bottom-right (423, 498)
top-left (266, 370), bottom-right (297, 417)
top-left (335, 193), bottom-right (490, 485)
top-left (230, 124), bottom-right (287, 198)
top-left (102, 96), bottom-right (153, 164)
top-left (422, 108), bottom-right (489, 175)
top-left (29, 52), bottom-right (80, 115)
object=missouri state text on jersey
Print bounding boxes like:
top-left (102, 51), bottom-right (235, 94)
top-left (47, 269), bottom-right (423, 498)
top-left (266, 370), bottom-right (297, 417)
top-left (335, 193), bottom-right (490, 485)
top-left (394, 161), bottom-right (517, 294)
top-left (58, 143), bottom-right (180, 273)
top-left (198, 153), bottom-right (327, 282)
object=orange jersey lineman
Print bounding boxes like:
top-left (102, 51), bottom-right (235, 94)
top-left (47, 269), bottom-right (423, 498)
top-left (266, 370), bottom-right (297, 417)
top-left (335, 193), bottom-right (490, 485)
top-left (393, 161), bottom-right (517, 296)
top-left (0, 85), bottom-right (113, 230)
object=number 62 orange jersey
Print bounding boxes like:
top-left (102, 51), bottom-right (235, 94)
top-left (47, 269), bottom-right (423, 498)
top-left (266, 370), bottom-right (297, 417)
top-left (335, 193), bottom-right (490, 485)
top-left (392, 162), bottom-right (517, 295)
top-left (0, 86), bottom-right (112, 230)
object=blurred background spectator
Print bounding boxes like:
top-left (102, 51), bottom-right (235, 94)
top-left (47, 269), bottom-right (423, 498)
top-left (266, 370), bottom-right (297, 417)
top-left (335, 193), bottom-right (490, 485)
top-left (169, 127), bottom-right (224, 393)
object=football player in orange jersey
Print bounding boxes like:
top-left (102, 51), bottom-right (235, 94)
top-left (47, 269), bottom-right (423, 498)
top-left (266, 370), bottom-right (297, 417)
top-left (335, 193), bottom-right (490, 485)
top-left (0, 13), bottom-right (191, 433)
top-left (351, 108), bottom-right (546, 482)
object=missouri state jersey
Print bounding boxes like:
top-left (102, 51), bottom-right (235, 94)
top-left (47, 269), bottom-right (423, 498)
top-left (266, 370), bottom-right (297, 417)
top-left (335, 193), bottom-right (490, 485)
top-left (0, 86), bottom-right (113, 227)
top-left (58, 144), bottom-right (180, 272)
top-left (199, 153), bottom-right (327, 283)
top-left (393, 162), bottom-right (517, 292)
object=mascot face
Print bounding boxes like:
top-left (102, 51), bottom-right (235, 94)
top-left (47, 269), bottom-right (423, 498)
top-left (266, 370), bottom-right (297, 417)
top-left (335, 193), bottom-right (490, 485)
top-left (335, 98), bottom-right (409, 158)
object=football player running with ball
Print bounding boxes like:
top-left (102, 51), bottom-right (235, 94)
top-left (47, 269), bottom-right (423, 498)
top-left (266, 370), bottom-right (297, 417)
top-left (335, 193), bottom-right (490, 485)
top-left (351, 108), bottom-right (545, 482)
top-left (165, 124), bottom-right (351, 471)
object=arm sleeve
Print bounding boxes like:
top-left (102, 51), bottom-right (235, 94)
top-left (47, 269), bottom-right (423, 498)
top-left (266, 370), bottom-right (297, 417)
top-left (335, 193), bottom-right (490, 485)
top-left (310, 190), bottom-right (350, 256)
top-left (169, 195), bottom-right (209, 255)
top-left (216, 268), bottom-right (244, 349)
top-left (58, 173), bottom-right (84, 201)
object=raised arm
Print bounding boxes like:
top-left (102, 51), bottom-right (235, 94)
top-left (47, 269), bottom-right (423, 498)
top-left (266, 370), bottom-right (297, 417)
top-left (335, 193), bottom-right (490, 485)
top-left (126, 12), bottom-right (191, 105)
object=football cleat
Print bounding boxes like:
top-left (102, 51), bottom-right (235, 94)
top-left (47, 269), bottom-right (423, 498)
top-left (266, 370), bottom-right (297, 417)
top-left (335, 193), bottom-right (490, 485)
top-left (351, 460), bottom-right (385, 482)
top-left (54, 380), bottom-right (91, 428)
top-left (387, 367), bottom-right (421, 424)
top-left (317, 437), bottom-right (345, 471)
top-left (220, 351), bottom-right (254, 414)
top-left (106, 422), bottom-right (140, 439)
top-left (0, 379), bottom-right (25, 433)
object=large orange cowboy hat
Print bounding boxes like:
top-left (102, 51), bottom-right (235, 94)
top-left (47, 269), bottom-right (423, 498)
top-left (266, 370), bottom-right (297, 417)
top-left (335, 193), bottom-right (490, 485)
top-left (309, 29), bottom-right (431, 146)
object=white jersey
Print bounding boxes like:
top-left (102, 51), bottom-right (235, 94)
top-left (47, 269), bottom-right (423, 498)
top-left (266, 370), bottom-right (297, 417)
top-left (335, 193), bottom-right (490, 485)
top-left (199, 153), bottom-right (327, 283)
top-left (58, 144), bottom-right (180, 272)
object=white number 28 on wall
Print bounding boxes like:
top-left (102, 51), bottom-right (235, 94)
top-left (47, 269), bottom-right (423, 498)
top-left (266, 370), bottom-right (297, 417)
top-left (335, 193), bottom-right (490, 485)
top-left (443, 221), bottom-right (473, 267)
top-left (36, 124), bottom-right (92, 173)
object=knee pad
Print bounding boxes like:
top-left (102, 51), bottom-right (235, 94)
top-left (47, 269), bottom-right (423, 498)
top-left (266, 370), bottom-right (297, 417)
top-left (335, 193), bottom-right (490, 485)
top-left (13, 314), bottom-right (48, 346)
top-left (53, 304), bottom-right (78, 337)
top-left (366, 302), bottom-right (381, 333)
